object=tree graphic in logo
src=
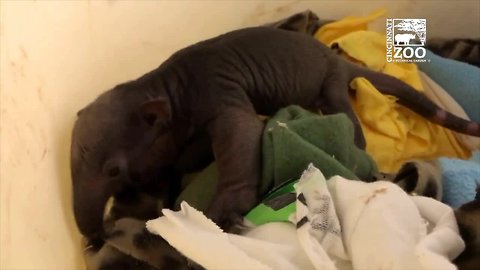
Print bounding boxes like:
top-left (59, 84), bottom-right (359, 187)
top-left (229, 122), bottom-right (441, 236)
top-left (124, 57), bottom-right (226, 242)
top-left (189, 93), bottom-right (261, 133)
top-left (394, 19), bottom-right (426, 46)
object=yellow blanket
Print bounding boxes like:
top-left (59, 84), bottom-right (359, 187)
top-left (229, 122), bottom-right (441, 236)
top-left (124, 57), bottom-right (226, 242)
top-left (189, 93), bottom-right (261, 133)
top-left (314, 10), bottom-right (470, 172)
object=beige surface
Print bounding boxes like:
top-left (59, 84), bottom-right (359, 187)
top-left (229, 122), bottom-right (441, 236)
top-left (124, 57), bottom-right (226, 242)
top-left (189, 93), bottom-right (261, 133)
top-left (1, 1), bottom-right (479, 269)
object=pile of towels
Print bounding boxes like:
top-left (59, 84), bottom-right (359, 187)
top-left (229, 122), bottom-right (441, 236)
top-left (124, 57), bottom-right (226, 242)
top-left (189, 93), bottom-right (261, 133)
top-left (147, 164), bottom-right (465, 270)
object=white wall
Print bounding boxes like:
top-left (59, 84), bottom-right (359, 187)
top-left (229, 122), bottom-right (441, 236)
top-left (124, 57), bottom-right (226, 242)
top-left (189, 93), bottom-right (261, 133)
top-left (1, 1), bottom-right (479, 269)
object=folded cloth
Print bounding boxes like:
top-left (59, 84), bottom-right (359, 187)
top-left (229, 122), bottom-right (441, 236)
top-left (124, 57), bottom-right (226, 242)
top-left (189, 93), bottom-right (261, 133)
top-left (331, 176), bottom-right (464, 270)
top-left (314, 16), bottom-right (472, 172)
top-left (409, 196), bottom-right (466, 269)
top-left (419, 71), bottom-right (480, 151)
top-left (175, 106), bottom-right (378, 212)
top-left (147, 164), bottom-right (465, 270)
top-left (417, 50), bottom-right (480, 123)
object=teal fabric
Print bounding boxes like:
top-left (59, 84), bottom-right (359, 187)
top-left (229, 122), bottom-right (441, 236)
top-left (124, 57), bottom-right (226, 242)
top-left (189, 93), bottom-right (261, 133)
top-left (440, 151), bottom-right (480, 208)
top-left (417, 50), bottom-right (480, 122)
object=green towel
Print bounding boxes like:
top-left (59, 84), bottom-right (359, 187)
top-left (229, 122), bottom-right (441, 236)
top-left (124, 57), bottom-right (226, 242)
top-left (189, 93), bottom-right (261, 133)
top-left (175, 106), bottom-right (378, 214)
top-left (261, 105), bottom-right (377, 194)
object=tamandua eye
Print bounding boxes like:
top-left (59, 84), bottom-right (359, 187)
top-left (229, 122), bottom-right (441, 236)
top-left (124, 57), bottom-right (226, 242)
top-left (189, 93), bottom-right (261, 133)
top-left (107, 166), bottom-right (121, 178)
top-left (143, 113), bottom-right (157, 126)
top-left (103, 159), bottom-right (124, 179)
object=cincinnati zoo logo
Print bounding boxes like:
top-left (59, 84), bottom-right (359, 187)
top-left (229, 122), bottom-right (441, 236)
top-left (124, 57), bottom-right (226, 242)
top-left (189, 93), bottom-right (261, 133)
top-left (386, 19), bottom-right (429, 63)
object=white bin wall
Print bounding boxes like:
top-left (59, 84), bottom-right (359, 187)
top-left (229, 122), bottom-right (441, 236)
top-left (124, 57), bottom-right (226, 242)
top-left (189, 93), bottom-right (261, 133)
top-left (1, 1), bottom-right (479, 269)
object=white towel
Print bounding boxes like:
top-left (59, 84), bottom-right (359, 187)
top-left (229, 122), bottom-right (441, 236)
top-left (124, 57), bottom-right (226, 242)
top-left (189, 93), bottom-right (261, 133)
top-left (146, 164), bottom-right (465, 270)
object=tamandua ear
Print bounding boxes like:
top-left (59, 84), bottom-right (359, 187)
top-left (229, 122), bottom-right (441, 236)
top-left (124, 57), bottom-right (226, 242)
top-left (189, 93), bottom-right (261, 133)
top-left (76, 108), bottom-right (84, 117)
top-left (139, 98), bottom-right (171, 127)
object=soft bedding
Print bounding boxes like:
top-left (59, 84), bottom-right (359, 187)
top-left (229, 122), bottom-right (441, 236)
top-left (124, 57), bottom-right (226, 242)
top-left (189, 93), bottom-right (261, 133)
top-left (147, 165), bottom-right (465, 270)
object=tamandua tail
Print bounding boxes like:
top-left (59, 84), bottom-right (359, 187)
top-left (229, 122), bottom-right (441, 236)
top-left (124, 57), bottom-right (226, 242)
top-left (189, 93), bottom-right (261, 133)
top-left (348, 63), bottom-right (480, 137)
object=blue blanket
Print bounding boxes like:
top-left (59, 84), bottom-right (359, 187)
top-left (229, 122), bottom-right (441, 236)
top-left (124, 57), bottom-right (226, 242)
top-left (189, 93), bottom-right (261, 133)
top-left (417, 50), bottom-right (480, 122)
top-left (441, 151), bottom-right (480, 208)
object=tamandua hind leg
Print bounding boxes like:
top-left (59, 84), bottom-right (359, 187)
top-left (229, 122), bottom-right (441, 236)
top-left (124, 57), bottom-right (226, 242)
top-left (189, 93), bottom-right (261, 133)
top-left (317, 72), bottom-right (366, 149)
